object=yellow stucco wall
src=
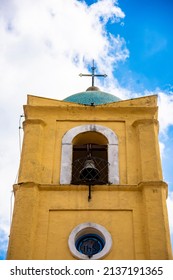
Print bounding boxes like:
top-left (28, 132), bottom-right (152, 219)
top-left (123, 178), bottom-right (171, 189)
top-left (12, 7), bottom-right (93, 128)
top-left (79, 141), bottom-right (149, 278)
top-left (7, 94), bottom-right (172, 260)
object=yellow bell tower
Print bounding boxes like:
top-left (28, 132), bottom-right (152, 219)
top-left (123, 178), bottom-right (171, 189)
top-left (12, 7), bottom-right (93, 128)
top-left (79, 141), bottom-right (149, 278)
top-left (7, 65), bottom-right (172, 260)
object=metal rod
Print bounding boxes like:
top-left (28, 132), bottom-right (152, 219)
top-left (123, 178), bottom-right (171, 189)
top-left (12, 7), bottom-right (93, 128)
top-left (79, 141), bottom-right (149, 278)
top-left (88, 185), bottom-right (92, 201)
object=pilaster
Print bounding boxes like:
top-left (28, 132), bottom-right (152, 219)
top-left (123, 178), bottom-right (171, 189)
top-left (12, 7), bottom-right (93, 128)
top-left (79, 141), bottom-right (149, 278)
top-left (133, 119), bottom-right (162, 181)
top-left (18, 119), bottom-right (46, 183)
top-left (140, 181), bottom-right (172, 259)
top-left (7, 183), bottom-right (39, 259)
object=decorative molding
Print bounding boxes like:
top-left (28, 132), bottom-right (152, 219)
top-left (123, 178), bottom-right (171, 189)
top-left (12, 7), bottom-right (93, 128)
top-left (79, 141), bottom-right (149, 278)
top-left (132, 119), bottom-right (158, 127)
top-left (62, 124), bottom-right (118, 144)
top-left (23, 119), bottom-right (46, 127)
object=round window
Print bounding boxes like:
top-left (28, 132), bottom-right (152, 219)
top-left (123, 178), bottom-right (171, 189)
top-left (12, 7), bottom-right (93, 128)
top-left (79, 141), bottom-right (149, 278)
top-left (68, 222), bottom-right (112, 260)
top-left (75, 233), bottom-right (105, 257)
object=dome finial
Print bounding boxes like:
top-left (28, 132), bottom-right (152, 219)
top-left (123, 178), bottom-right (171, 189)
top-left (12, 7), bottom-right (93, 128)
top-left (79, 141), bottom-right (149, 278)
top-left (79, 60), bottom-right (107, 90)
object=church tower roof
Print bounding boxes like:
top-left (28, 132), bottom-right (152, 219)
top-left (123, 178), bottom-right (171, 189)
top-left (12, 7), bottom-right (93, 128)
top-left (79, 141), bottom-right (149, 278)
top-left (63, 86), bottom-right (121, 105)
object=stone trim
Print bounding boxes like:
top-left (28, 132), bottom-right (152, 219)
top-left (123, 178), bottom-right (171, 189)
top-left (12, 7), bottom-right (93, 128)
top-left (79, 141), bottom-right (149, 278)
top-left (68, 222), bottom-right (112, 260)
top-left (62, 124), bottom-right (118, 145)
top-left (60, 124), bottom-right (119, 184)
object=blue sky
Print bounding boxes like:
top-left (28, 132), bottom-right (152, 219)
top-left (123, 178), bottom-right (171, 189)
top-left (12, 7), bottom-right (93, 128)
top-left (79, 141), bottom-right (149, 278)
top-left (0, 0), bottom-right (173, 259)
top-left (114, 0), bottom-right (173, 92)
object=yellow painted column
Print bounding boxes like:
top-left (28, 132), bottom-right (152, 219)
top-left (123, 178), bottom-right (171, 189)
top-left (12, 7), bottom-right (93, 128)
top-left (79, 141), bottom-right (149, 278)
top-left (7, 183), bottom-right (39, 259)
top-left (133, 119), bottom-right (162, 181)
top-left (141, 182), bottom-right (172, 259)
top-left (18, 119), bottom-right (46, 183)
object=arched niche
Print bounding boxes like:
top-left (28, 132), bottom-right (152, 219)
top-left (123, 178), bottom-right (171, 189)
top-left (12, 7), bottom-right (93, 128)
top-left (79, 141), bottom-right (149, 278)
top-left (60, 124), bottom-right (119, 185)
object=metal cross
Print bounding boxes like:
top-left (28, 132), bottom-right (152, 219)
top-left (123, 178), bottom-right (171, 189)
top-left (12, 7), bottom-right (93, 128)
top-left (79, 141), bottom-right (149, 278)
top-left (79, 60), bottom-right (107, 87)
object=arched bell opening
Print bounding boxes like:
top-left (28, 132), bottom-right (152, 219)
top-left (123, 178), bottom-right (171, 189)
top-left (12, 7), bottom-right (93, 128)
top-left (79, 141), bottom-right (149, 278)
top-left (60, 124), bottom-right (119, 185)
top-left (71, 132), bottom-right (109, 185)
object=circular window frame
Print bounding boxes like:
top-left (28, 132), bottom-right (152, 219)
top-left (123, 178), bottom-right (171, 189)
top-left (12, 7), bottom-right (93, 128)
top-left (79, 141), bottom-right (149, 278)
top-left (68, 222), bottom-right (112, 260)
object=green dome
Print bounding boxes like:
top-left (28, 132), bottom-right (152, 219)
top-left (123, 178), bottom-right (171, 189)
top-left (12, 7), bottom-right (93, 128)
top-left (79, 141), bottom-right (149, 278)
top-left (63, 86), bottom-right (121, 105)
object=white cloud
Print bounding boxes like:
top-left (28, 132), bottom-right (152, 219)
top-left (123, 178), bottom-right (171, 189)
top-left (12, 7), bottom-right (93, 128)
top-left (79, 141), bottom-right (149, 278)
top-left (143, 89), bottom-right (173, 135)
top-left (159, 141), bottom-right (165, 159)
top-left (0, 229), bottom-right (8, 259)
top-left (167, 192), bottom-right (173, 235)
top-left (0, 0), bottom-right (128, 101)
top-left (158, 91), bottom-right (173, 135)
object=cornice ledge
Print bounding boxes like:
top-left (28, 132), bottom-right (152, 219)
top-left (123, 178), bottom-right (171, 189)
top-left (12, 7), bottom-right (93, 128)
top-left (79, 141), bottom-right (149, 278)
top-left (138, 181), bottom-right (168, 197)
top-left (13, 182), bottom-right (40, 192)
top-left (23, 119), bottom-right (46, 127)
top-left (132, 119), bottom-right (158, 127)
top-left (33, 184), bottom-right (140, 191)
top-left (138, 181), bottom-right (168, 188)
top-left (13, 182), bottom-right (168, 193)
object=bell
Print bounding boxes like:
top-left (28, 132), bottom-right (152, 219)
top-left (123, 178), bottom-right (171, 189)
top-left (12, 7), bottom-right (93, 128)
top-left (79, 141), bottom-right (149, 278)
top-left (80, 159), bottom-right (100, 181)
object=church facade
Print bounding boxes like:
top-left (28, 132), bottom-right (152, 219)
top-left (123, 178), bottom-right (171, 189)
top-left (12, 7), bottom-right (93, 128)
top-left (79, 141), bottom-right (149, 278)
top-left (7, 79), bottom-right (172, 259)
